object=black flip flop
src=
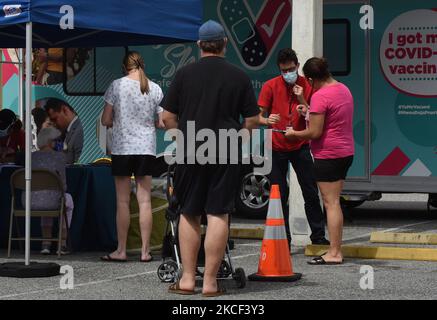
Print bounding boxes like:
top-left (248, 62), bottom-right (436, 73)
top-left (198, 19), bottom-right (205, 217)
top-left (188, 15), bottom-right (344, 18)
top-left (308, 255), bottom-right (343, 266)
top-left (100, 254), bottom-right (128, 263)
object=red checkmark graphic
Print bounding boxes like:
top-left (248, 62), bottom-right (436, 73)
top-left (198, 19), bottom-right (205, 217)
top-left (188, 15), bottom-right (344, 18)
top-left (218, 0), bottom-right (292, 69)
top-left (256, 0), bottom-right (292, 52)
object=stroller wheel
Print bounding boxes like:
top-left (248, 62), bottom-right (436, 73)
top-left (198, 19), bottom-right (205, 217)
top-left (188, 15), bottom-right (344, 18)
top-left (157, 261), bottom-right (179, 283)
top-left (217, 260), bottom-right (232, 278)
top-left (196, 267), bottom-right (204, 277)
top-left (233, 268), bottom-right (246, 289)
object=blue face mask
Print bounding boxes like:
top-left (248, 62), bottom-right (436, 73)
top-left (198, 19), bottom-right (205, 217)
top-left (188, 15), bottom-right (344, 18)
top-left (282, 71), bottom-right (298, 85)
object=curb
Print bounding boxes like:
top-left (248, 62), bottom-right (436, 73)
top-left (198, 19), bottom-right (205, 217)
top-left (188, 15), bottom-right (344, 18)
top-left (230, 227), bottom-right (264, 240)
top-left (128, 245), bottom-right (163, 255)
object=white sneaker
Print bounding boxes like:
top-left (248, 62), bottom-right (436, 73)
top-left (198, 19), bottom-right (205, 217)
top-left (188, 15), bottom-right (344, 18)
top-left (40, 248), bottom-right (51, 255)
top-left (56, 247), bottom-right (71, 255)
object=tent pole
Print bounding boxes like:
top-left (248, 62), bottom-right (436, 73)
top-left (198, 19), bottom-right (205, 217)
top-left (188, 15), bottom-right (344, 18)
top-left (18, 49), bottom-right (24, 121)
top-left (0, 52), bottom-right (2, 110)
top-left (25, 22), bottom-right (33, 267)
top-left (0, 28), bottom-right (59, 276)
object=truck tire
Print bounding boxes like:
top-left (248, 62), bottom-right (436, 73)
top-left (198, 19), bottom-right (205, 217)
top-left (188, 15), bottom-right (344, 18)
top-left (341, 199), bottom-right (365, 209)
top-left (235, 171), bottom-right (270, 219)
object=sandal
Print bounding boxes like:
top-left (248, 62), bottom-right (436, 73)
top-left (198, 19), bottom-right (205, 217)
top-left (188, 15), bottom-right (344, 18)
top-left (100, 254), bottom-right (128, 263)
top-left (140, 253), bottom-right (154, 263)
top-left (202, 285), bottom-right (226, 298)
top-left (308, 255), bottom-right (343, 266)
top-left (56, 247), bottom-right (71, 256)
top-left (168, 281), bottom-right (196, 296)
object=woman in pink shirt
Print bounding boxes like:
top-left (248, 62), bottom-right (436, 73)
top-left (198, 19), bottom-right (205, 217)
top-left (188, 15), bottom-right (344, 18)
top-left (286, 57), bottom-right (354, 265)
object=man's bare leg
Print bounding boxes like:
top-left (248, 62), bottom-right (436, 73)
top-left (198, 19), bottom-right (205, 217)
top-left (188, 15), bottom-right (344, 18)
top-left (178, 213), bottom-right (201, 291)
top-left (203, 214), bottom-right (229, 294)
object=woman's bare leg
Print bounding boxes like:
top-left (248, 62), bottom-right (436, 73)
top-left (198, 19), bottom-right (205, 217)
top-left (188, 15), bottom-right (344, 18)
top-left (108, 176), bottom-right (132, 260)
top-left (136, 176), bottom-right (153, 261)
top-left (318, 180), bottom-right (344, 262)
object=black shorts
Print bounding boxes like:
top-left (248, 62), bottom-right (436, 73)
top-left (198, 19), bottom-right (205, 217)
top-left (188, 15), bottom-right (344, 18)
top-left (174, 164), bottom-right (241, 216)
top-left (111, 155), bottom-right (155, 177)
top-left (314, 156), bottom-right (354, 182)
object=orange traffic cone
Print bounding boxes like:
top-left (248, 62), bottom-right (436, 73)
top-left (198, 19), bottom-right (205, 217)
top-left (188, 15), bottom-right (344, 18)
top-left (248, 185), bottom-right (302, 282)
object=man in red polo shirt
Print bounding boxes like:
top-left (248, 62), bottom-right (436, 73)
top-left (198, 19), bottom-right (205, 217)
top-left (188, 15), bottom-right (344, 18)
top-left (258, 48), bottom-right (328, 247)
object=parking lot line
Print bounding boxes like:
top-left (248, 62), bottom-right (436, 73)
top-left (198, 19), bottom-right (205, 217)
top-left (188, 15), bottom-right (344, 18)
top-left (0, 270), bottom-right (156, 300)
top-left (343, 221), bottom-right (434, 242)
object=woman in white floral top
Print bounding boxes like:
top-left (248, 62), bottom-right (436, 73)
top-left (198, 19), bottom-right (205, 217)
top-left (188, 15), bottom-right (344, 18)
top-left (101, 51), bottom-right (164, 263)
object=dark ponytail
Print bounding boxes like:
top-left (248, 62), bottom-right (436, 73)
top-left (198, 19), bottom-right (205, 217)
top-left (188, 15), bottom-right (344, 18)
top-left (303, 57), bottom-right (331, 81)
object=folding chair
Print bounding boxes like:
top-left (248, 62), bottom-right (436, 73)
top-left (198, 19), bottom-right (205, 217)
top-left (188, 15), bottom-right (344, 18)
top-left (8, 169), bottom-right (67, 258)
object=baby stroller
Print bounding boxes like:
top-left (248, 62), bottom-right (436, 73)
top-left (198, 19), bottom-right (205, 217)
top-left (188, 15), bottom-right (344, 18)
top-left (157, 164), bottom-right (246, 289)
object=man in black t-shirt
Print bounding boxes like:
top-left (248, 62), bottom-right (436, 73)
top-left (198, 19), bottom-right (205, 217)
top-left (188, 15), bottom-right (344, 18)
top-left (162, 20), bottom-right (259, 297)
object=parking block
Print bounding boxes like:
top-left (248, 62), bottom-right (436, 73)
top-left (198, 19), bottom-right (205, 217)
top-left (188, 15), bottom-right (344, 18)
top-left (370, 232), bottom-right (437, 245)
top-left (230, 227), bottom-right (264, 240)
top-left (305, 244), bottom-right (437, 262)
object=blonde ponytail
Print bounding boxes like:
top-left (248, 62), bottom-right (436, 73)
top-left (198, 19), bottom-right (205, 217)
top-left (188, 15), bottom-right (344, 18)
top-left (123, 51), bottom-right (150, 95)
top-left (138, 66), bottom-right (150, 95)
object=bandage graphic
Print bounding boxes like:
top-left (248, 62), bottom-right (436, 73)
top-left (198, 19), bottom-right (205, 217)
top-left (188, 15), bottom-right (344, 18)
top-left (218, 0), bottom-right (291, 69)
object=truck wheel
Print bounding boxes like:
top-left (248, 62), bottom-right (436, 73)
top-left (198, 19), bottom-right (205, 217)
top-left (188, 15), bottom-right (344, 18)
top-left (341, 200), bottom-right (365, 209)
top-left (235, 172), bottom-right (270, 219)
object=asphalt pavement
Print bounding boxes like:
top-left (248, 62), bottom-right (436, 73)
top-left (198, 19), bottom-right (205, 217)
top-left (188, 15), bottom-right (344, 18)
top-left (1, 195), bottom-right (436, 300)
